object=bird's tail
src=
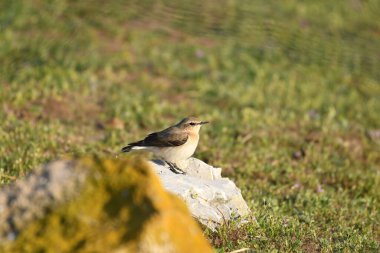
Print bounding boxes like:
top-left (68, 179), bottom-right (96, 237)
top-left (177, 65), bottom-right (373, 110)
top-left (121, 145), bottom-right (133, 153)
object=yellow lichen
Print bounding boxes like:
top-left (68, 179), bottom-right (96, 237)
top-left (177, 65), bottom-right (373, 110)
top-left (1, 156), bottom-right (213, 253)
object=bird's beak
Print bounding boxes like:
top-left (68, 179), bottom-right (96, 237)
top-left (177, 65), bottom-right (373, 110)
top-left (199, 121), bottom-right (209, 125)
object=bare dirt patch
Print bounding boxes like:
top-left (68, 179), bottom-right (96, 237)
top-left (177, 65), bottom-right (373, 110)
top-left (5, 92), bottom-right (103, 124)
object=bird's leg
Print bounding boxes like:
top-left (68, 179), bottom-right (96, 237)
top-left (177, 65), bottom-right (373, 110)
top-left (165, 161), bottom-right (186, 174)
top-left (166, 162), bottom-right (178, 173)
top-left (172, 163), bottom-right (186, 174)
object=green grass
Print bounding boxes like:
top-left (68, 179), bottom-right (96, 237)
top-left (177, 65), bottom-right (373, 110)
top-left (1, 0), bottom-right (379, 252)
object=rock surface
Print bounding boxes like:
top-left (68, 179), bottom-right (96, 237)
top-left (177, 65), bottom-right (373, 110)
top-left (0, 160), bottom-right (87, 241)
top-left (151, 158), bottom-right (251, 230)
top-left (0, 157), bottom-right (213, 253)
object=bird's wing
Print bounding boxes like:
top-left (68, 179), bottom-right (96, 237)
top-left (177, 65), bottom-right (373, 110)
top-left (128, 128), bottom-right (188, 147)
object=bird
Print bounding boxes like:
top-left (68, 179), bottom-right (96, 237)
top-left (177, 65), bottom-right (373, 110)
top-left (121, 117), bottom-right (209, 174)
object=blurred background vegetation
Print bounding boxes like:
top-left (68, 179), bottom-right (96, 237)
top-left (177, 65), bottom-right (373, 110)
top-left (1, 0), bottom-right (379, 252)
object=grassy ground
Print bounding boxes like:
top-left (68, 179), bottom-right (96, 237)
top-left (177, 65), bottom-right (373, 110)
top-left (1, 0), bottom-right (379, 252)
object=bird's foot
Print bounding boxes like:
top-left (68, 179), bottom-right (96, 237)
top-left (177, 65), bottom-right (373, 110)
top-left (165, 161), bottom-right (186, 174)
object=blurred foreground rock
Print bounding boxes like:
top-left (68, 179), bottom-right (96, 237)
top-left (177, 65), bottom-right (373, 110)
top-left (152, 158), bottom-right (251, 230)
top-left (0, 157), bottom-right (213, 253)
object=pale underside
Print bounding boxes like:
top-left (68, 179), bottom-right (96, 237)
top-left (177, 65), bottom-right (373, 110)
top-left (132, 133), bottom-right (199, 165)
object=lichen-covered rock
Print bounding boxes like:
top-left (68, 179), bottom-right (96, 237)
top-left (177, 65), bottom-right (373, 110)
top-left (151, 158), bottom-right (251, 230)
top-left (0, 156), bottom-right (213, 253)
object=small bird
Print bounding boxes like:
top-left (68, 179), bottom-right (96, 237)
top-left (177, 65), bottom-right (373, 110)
top-left (121, 117), bottom-right (209, 174)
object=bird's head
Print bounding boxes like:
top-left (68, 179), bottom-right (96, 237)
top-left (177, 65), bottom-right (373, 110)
top-left (176, 117), bottom-right (209, 133)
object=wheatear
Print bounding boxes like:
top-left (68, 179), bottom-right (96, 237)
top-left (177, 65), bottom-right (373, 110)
top-left (121, 117), bottom-right (209, 174)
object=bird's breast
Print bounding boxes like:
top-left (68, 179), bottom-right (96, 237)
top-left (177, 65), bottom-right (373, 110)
top-left (154, 133), bottom-right (199, 163)
top-left (181, 133), bottom-right (199, 157)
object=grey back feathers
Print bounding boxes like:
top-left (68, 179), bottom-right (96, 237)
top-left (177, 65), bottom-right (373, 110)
top-left (121, 117), bottom-right (207, 153)
top-left (121, 126), bottom-right (188, 153)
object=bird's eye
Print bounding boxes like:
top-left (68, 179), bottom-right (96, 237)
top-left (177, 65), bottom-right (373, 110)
top-left (189, 122), bottom-right (196, 126)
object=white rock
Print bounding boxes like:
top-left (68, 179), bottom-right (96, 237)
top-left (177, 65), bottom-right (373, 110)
top-left (149, 158), bottom-right (251, 230)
